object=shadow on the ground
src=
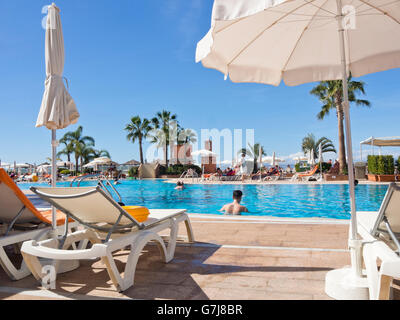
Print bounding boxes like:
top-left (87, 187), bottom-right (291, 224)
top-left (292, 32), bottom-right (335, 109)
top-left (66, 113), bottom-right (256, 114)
top-left (0, 241), bottom-right (337, 300)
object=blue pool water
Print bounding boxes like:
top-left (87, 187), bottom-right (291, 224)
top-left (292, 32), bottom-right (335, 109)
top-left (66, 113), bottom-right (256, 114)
top-left (19, 180), bottom-right (388, 220)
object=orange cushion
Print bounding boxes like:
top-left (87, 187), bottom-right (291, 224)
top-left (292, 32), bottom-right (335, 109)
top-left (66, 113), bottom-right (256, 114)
top-left (0, 168), bottom-right (73, 226)
top-left (39, 210), bottom-right (73, 226)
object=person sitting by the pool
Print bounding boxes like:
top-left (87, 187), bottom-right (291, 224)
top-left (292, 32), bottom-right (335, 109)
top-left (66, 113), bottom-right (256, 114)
top-left (219, 190), bottom-right (249, 215)
top-left (212, 168), bottom-right (223, 177)
top-left (328, 160), bottom-right (340, 175)
top-left (266, 166), bottom-right (278, 176)
top-left (285, 165), bottom-right (292, 174)
top-left (175, 181), bottom-right (185, 190)
top-left (225, 167), bottom-right (235, 176)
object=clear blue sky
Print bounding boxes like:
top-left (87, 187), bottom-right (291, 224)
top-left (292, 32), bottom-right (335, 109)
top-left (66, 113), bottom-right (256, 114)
top-left (1, 0), bottom-right (399, 165)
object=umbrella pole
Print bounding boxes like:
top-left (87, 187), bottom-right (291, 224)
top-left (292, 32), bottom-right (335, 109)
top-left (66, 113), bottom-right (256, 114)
top-left (51, 129), bottom-right (57, 230)
top-left (337, 4), bottom-right (362, 278)
top-left (325, 0), bottom-right (368, 300)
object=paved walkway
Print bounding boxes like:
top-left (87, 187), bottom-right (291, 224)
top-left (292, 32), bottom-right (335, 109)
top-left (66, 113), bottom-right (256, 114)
top-left (0, 215), bottom-right (398, 300)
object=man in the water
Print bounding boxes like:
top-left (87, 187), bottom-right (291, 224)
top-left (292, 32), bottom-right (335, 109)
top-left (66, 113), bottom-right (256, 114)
top-left (219, 190), bottom-right (249, 215)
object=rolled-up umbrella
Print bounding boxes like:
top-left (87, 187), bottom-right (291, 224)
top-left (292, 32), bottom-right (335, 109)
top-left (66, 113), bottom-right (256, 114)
top-left (197, 0), bottom-right (400, 299)
top-left (36, 3), bottom-right (79, 229)
top-left (318, 143), bottom-right (324, 181)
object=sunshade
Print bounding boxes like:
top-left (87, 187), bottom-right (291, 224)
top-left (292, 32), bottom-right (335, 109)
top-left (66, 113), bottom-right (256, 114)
top-left (360, 136), bottom-right (400, 160)
top-left (36, 3), bottom-right (79, 229)
top-left (196, 0), bottom-right (400, 299)
top-left (262, 155), bottom-right (284, 163)
top-left (56, 161), bottom-right (73, 167)
top-left (360, 136), bottom-right (400, 147)
top-left (191, 149), bottom-right (217, 157)
top-left (196, 0), bottom-right (400, 86)
top-left (16, 163), bottom-right (31, 168)
top-left (122, 159), bottom-right (141, 166)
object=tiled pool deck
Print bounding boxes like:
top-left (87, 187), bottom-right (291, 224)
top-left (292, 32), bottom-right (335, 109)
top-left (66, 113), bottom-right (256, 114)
top-left (0, 214), bottom-right (398, 300)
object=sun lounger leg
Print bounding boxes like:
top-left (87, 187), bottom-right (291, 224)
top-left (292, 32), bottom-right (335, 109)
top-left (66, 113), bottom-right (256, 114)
top-left (182, 214), bottom-right (195, 243)
top-left (363, 242), bottom-right (394, 300)
top-left (378, 274), bottom-right (392, 300)
top-left (0, 228), bottom-right (50, 280)
top-left (0, 246), bottom-right (31, 280)
top-left (102, 231), bottom-right (168, 292)
top-left (363, 243), bottom-right (378, 299)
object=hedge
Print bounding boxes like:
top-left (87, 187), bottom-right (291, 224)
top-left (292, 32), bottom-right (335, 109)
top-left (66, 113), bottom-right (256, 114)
top-left (128, 167), bottom-right (139, 177)
top-left (368, 155), bottom-right (394, 175)
top-left (159, 164), bottom-right (202, 176)
top-left (295, 162), bottom-right (331, 173)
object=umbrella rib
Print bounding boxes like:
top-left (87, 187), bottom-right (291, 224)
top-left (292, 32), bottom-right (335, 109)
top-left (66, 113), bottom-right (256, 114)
top-left (281, 0), bottom-right (331, 73)
top-left (354, 0), bottom-right (399, 14)
top-left (214, 0), bottom-right (299, 35)
top-left (226, 0), bottom-right (318, 67)
top-left (357, 0), bottom-right (400, 24)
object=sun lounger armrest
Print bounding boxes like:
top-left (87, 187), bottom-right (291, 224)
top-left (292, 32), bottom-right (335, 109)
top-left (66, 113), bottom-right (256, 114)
top-left (382, 217), bottom-right (400, 255)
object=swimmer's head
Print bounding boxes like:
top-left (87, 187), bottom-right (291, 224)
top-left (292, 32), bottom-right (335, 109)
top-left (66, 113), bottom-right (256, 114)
top-left (233, 190), bottom-right (243, 202)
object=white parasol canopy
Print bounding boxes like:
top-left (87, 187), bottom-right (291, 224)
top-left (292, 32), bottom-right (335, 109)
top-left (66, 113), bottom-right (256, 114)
top-left (196, 0), bottom-right (400, 86)
top-left (37, 165), bottom-right (51, 174)
top-left (191, 149), bottom-right (217, 157)
top-left (56, 160), bottom-right (74, 167)
top-left (16, 163), bottom-right (31, 168)
top-left (318, 144), bottom-right (324, 164)
top-left (0, 162), bottom-right (11, 168)
top-left (360, 136), bottom-right (400, 160)
top-left (36, 3), bottom-right (79, 229)
top-left (262, 155), bottom-right (284, 164)
top-left (196, 0), bottom-right (400, 299)
top-left (309, 149), bottom-right (315, 166)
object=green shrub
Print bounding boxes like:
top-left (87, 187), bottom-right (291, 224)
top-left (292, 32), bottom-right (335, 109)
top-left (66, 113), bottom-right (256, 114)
top-left (295, 163), bottom-right (308, 173)
top-left (128, 167), bottom-right (138, 177)
top-left (319, 162), bottom-right (332, 173)
top-left (159, 164), bottom-right (202, 176)
top-left (59, 169), bottom-right (70, 175)
top-left (368, 155), bottom-right (378, 174)
top-left (164, 164), bottom-right (202, 175)
top-left (368, 155), bottom-right (394, 175)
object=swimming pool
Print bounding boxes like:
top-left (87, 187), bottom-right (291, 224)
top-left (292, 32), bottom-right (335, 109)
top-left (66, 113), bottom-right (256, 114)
top-left (19, 180), bottom-right (388, 220)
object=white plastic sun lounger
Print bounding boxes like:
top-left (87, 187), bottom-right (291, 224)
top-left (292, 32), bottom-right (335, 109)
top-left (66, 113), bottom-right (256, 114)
top-left (0, 168), bottom-right (78, 280)
top-left (21, 186), bottom-right (195, 292)
top-left (357, 183), bottom-right (400, 300)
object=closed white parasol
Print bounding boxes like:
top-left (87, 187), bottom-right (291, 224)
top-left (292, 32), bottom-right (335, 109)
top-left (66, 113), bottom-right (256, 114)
top-left (36, 3), bottom-right (79, 229)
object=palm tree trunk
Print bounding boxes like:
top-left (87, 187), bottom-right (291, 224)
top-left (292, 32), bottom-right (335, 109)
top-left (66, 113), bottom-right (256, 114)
top-left (165, 142), bottom-right (169, 167)
top-left (139, 137), bottom-right (144, 164)
top-left (337, 105), bottom-right (347, 174)
top-left (75, 156), bottom-right (79, 175)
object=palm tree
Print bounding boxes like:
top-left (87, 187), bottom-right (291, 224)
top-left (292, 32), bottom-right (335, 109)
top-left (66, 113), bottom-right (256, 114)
top-left (125, 116), bottom-right (153, 164)
top-left (62, 126), bottom-right (95, 171)
top-left (301, 134), bottom-right (336, 160)
top-left (151, 110), bottom-right (177, 167)
top-left (57, 136), bottom-right (74, 162)
top-left (81, 147), bottom-right (111, 165)
top-left (310, 75), bottom-right (370, 173)
top-left (239, 143), bottom-right (266, 172)
top-left (177, 128), bottom-right (197, 165)
top-left (178, 128), bottom-right (197, 145)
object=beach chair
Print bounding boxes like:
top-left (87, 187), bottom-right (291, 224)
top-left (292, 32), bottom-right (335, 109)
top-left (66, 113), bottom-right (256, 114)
top-left (291, 165), bottom-right (319, 182)
top-left (21, 186), bottom-right (195, 292)
top-left (263, 171), bottom-right (282, 182)
top-left (0, 168), bottom-right (74, 280)
top-left (357, 183), bottom-right (400, 299)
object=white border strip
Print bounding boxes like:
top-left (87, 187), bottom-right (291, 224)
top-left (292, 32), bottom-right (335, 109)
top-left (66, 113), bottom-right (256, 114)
top-left (187, 213), bottom-right (350, 225)
top-left (178, 242), bottom-right (348, 253)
